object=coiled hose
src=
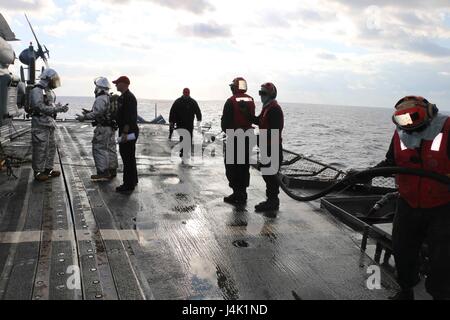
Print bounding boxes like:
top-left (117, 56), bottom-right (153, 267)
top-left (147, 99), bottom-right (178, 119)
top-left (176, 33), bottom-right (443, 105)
top-left (277, 167), bottom-right (450, 202)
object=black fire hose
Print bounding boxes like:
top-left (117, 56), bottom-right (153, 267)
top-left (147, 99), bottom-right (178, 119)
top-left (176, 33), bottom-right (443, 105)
top-left (277, 167), bottom-right (450, 202)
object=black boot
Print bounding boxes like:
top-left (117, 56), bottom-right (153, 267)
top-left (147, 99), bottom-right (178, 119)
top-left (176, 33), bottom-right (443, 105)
top-left (224, 192), bottom-right (237, 204)
top-left (234, 190), bottom-right (248, 205)
top-left (109, 169), bottom-right (117, 179)
top-left (91, 171), bottom-right (112, 181)
top-left (433, 295), bottom-right (450, 300)
top-left (388, 289), bottom-right (414, 300)
top-left (34, 171), bottom-right (49, 182)
top-left (44, 169), bottom-right (61, 178)
top-left (116, 184), bottom-right (135, 193)
top-left (255, 199), bottom-right (280, 212)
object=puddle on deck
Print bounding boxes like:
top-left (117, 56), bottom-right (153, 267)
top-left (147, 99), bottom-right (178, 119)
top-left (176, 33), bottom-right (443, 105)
top-left (187, 255), bottom-right (240, 300)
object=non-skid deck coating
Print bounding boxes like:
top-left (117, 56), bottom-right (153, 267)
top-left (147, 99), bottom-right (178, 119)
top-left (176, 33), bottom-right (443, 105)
top-left (0, 121), bottom-right (400, 300)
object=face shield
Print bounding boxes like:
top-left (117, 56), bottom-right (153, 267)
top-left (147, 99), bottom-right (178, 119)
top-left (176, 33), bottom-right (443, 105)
top-left (393, 107), bottom-right (428, 131)
top-left (49, 74), bottom-right (61, 89)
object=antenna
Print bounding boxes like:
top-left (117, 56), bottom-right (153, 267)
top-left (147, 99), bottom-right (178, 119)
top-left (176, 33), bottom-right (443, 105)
top-left (24, 13), bottom-right (49, 67)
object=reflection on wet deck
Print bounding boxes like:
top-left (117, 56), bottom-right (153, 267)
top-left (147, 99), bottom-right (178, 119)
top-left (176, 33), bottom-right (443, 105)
top-left (0, 121), bottom-right (399, 300)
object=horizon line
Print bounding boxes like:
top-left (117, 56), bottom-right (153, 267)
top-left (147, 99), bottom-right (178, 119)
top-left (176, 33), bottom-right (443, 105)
top-left (58, 95), bottom-right (396, 110)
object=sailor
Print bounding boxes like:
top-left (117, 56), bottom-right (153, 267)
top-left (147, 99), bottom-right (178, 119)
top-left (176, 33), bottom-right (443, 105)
top-left (76, 77), bottom-right (118, 181)
top-left (248, 83), bottom-right (284, 211)
top-left (169, 88), bottom-right (202, 158)
top-left (377, 96), bottom-right (450, 300)
top-left (112, 76), bottom-right (139, 193)
top-left (30, 68), bottom-right (68, 181)
top-left (221, 77), bottom-right (256, 205)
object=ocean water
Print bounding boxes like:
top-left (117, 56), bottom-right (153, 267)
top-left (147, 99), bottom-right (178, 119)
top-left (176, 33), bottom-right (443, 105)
top-left (59, 96), bottom-right (399, 170)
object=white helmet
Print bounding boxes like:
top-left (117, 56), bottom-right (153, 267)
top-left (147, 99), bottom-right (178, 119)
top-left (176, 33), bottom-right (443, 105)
top-left (40, 68), bottom-right (61, 89)
top-left (94, 76), bottom-right (111, 91)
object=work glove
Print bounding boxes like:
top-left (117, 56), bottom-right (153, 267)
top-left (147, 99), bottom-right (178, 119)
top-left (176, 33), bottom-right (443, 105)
top-left (82, 108), bottom-right (90, 115)
top-left (75, 114), bottom-right (85, 122)
top-left (55, 103), bottom-right (69, 113)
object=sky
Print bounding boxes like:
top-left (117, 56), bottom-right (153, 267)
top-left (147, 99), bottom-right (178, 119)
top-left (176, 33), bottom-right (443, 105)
top-left (2, 0), bottom-right (450, 110)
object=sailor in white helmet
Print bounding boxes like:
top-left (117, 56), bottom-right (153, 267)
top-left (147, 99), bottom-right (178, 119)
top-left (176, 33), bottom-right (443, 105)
top-left (29, 68), bottom-right (69, 182)
top-left (76, 77), bottom-right (118, 181)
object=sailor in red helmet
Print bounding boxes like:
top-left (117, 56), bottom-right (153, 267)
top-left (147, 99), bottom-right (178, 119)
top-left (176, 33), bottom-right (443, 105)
top-left (248, 82), bottom-right (284, 212)
top-left (377, 96), bottom-right (450, 300)
top-left (221, 77), bottom-right (256, 205)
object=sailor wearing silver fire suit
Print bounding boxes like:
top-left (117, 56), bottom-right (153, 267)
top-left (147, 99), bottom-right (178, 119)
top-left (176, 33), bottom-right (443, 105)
top-left (76, 77), bottom-right (118, 180)
top-left (30, 68), bottom-right (68, 181)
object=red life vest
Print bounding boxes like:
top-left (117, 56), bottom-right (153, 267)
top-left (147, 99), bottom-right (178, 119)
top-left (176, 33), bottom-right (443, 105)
top-left (259, 100), bottom-right (284, 143)
top-left (230, 93), bottom-right (255, 130)
top-left (393, 117), bottom-right (450, 208)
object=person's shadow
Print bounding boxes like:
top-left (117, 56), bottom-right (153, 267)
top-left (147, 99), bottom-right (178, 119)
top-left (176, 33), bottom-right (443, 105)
top-left (227, 206), bottom-right (248, 228)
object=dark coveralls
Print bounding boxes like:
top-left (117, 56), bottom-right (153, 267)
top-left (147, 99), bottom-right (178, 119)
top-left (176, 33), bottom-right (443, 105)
top-left (221, 98), bottom-right (255, 195)
top-left (250, 104), bottom-right (284, 202)
top-left (378, 135), bottom-right (450, 298)
top-left (169, 96), bottom-right (202, 157)
top-left (117, 89), bottom-right (139, 188)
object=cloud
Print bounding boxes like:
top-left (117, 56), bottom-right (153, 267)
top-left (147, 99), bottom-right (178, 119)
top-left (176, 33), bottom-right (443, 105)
top-left (43, 19), bottom-right (94, 37)
top-left (103, 0), bottom-right (214, 14)
top-left (354, 10), bottom-right (450, 58)
top-left (0, 0), bottom-right (57, 13)
top-left (405, 38), bottom-right (450, 57)
top-left (177, 22), bottom-right (231, 38)
top-left (317, 52), bottom-right (337, 60)
top-left (261, 11), bottom-right (291, 28)
top-left (5, 0), bottom-right (450, 110)
top-left (294, 9), bottom-right (336, 22)
top-left (147, 0), bottom-right (214, 14)
top-left (259, 7), bottom-right (336, 29)
top-left (327, 0), bottom-right (450, 9)
top-left (290, 0), bottom-right (450, 59)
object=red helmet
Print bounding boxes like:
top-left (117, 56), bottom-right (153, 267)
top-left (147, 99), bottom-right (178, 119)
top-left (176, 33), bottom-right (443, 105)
top-left (393, 96), bottom-right (437, 131)
top-left (259, 82), bottom-right (277, 99)
top-left (229, 77), bottom-right (247, 94)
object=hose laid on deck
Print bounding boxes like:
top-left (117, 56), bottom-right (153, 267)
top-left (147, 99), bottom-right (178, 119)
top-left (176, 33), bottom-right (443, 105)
top-left (277, 167), bottom-right (450, 202)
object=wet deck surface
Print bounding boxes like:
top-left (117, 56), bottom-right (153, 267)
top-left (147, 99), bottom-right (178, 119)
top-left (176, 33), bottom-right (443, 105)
top-left (0, 121), bottom-right (400, 300)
